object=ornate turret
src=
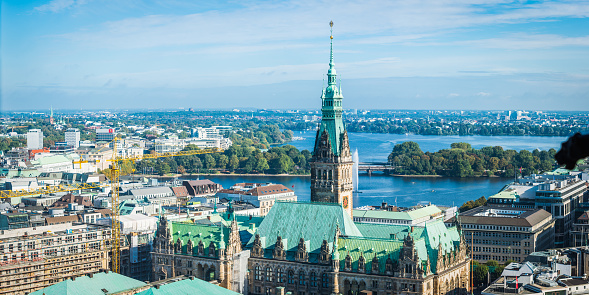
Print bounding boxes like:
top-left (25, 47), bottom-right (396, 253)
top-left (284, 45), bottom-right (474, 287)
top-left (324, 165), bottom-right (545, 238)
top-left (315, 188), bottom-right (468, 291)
top-left (310, 21), bottom-right (354, 218)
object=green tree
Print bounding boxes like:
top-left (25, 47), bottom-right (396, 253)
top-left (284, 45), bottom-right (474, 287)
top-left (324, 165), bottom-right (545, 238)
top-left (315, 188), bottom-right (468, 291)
top-left (203, 154), bottom-right (216, 170)
top-left (217, 154), bottom-right (229, 169)
top-left (388, 141), bottom-right (423, 164)
top-left (451, 142), bottom-right (472, 150)
top-left (255, 157), bottom-right (269, 173)
top-left (473, 264), bottom-right (489, 286)
top-left (228, 155), bottom-right (239, 172)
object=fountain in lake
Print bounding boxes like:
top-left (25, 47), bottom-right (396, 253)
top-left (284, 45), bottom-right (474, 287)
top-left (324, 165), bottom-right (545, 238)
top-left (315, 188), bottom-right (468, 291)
top-left (352, 148), bottom-right (359, 192)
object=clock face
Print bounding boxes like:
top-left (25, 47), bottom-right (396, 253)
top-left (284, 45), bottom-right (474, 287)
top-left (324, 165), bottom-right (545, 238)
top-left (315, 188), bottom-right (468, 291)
top-left (342, 196), bottom-right (349, 209)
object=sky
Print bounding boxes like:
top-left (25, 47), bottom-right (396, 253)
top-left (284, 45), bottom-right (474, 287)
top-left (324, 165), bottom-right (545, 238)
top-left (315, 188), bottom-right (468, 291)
top-left (1, 0), bottom-right (589, 111)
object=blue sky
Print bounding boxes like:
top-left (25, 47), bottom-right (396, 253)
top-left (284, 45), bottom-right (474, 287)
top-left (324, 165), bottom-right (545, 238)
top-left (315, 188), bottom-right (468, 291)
top-left (2, 0), bottom-right (589, 111)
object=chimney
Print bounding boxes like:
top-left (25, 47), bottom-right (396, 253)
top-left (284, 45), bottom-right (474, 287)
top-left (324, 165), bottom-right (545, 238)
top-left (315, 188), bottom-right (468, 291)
top-left (277, 286), bottom-right (285, 295)
top-left (71, 277), bottom-right (75, 281)
top-left (155, 285), bottom-right (160, 289)
top-left (88, 273), bottom-right (93, 278)
top-left (410, 226), bottom-right (414, 233)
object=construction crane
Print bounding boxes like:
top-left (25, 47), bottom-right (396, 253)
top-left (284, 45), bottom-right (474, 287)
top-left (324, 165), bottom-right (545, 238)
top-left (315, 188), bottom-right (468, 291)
top-left (1, 138), bottom-right (222, 274)
top-left (0, 182), bottom-right (103, 199)
top-left (104, 137), bottom-right (221, 274)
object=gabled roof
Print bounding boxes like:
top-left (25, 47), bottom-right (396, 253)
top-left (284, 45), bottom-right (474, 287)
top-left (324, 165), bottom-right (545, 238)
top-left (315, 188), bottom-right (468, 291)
top-left (246, 202), bottom-right (362, 253)
top-left (171, 186), bottom-right (189, 197)
top-left (247, 184), bottom-right (293, 196)
top-left (29, 272), bottom-right (146, 295)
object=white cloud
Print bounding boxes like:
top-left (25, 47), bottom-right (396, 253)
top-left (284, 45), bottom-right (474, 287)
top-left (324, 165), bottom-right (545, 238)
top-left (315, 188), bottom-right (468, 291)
top-left (448, 93), bottom-right (460, 97)
top-left (476, 92), bottom-right (491, 96)
top-left (34, 0), bottom-right (76, 13)
top-left (463, 34), bottom-right (589, 49)
top-left (54, 0), bottom-right (589, 49)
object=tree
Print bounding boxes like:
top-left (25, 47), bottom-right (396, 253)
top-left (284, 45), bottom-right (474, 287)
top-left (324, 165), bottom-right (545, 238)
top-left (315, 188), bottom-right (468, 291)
top-left (451, 142), bottom-right (472, 150)
top-left (228, 155), bottom-right (239, 172)
top-left (473, 264), bottom-right (489, 286)
top-left (202, 154), bottom-right (216, 170)
top-left (217, 154), bottom-right (229, 169)
top-left (270, 154), bottom-right (294, 174)
top-left (255, 157), bottom-right (269, 173)
top-left (486, 260), bottom-right (499, 267)
top-left (388, 141), bottom-right (423, 164)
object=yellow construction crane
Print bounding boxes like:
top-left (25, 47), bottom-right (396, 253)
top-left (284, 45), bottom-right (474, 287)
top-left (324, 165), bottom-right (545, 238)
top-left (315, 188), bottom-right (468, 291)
top-left (1, 138), bottom-right (222, 274)
top-left (0, 182), bottom-right (103, 199)
top-left (104, 138), bottom-right (221, 274)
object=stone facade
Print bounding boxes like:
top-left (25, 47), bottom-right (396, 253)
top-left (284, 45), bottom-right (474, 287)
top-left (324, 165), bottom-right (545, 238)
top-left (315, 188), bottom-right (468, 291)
top-left (151, 215), bottom-right (249, 293)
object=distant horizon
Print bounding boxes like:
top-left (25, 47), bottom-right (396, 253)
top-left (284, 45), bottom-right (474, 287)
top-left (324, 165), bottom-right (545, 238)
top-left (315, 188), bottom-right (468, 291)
top-left (3, 106), bottom-right (589, 113)
top-left (2, 1), bottom-right (589, 111)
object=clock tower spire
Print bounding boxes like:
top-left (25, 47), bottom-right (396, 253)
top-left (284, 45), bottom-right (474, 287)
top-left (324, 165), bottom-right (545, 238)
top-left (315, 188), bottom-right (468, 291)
top-left (310, 21), bottom-right (354, 218)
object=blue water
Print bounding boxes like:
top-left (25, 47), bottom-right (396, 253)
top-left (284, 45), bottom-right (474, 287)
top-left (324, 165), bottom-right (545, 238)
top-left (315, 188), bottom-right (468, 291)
top-left (184, 174), bottom-right (508, 209)
top-left (287, 131), bottom-right (567, 163)
top-left (186, 133), bottom-right (566, 208)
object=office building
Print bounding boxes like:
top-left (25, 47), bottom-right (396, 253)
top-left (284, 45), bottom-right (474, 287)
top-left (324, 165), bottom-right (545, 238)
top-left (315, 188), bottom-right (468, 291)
top-left (448, 206), bottom-right (555, 263)
top-left (488, 173), bottom-right (588, 247)
top-left (64, 128), bottom-right (80, 149)
top-left (96, 128), bottom-right (116, 142)
top-left (26, 129), bottom-right (43, 150)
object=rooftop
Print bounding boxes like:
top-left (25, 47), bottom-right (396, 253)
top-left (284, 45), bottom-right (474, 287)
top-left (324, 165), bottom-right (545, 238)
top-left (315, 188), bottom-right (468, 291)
top-left (29, 271), bottom-right (146, 295)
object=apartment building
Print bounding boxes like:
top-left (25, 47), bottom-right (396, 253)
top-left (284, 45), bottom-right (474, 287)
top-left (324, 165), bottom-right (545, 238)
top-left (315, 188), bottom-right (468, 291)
top-left (0, 222), bottom-right (111, 295)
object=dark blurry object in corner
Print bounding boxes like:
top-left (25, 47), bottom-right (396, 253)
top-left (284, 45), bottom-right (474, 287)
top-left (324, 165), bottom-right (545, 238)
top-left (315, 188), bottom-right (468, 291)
top-left (555, 132), bottom-right (589, 170)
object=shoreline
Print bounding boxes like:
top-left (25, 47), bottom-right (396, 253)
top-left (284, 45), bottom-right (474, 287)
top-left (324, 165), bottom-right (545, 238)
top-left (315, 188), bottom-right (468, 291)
top-left (142, 173), bottom-right (503, 179)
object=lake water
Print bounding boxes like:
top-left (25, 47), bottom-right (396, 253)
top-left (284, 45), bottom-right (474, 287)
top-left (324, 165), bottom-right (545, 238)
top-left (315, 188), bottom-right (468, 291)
top-left (185, 133), bottom-right (568, 208)
top-left (286, 131), bottom-right (568, 163)
top-left (184, 174), bottom-right (509, 209)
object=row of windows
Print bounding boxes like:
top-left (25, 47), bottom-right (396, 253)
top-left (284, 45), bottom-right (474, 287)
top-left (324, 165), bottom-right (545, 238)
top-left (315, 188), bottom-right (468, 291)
top-left (463, 224), bottom-right (530, 232)
top-left (254, 266), bottom-right (329, 288)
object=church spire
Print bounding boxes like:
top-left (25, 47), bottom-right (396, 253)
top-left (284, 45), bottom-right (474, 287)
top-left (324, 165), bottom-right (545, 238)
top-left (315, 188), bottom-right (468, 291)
top-left (327, 20), bottom-right (337, 86)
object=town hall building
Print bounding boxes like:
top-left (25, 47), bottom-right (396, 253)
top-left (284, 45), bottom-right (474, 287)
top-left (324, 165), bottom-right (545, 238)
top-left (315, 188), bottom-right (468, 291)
top-left (151, 22), bottom-right (471, 295)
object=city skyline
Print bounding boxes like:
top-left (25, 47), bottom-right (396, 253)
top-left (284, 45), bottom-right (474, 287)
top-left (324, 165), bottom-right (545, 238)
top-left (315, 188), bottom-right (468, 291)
top-left (2, 0), bottom-right (589, 111)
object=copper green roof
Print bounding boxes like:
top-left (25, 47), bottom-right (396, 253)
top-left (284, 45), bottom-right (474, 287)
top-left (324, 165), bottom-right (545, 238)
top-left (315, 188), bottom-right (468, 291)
top-left (170, 222), bottom-right (229, 257)
top-left (246, 202), bottom-right (362, 253)
top-left (29, 272), bottom-right (146, 295)
top-left (341, 220), bottom-right (462, 274)
top-left (137, 277), bottom-right (239, 295)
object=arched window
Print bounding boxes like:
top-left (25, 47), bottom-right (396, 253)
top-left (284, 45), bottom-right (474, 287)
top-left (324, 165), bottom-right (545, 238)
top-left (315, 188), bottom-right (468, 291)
top-left (254, 265), bottom-right (262, 281)
top-left (288, 270), bottom-right (295, 284)
top-left (310, 272), bottom-right (318, 287)
top-left (277, 268), bottom-right (285, 283)
top-left (299, 270), bottom-right (306, 286)
top-left (322, 272), bottom-right (329, 288)
top-left (265, 267), bottom-right (273, 282)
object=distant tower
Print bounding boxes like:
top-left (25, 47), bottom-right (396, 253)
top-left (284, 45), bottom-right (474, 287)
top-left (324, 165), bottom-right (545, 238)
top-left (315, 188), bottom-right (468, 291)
top-left (50, 106), bottom-right (54, 125)
top-left (310, 21), bottom-right (354, 218)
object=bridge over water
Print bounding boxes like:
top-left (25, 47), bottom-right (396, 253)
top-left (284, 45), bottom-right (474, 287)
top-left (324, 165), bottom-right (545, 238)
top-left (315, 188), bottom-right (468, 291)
top-left (357, 162), bottom-right (400, 175)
